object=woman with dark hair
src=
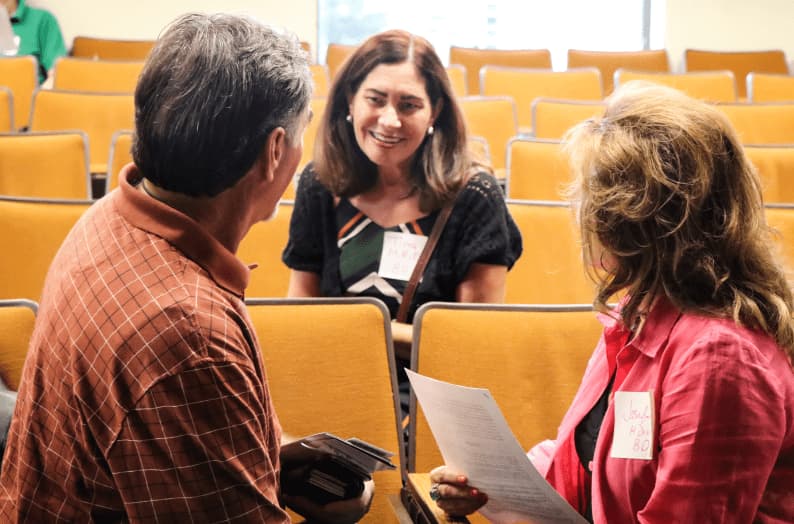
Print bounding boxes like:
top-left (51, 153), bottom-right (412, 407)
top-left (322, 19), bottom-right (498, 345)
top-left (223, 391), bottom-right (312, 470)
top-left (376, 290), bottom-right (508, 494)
top-left (428, 82), bottom-right (794, 523)
top-left (283, 30), bottom-right (522, 409)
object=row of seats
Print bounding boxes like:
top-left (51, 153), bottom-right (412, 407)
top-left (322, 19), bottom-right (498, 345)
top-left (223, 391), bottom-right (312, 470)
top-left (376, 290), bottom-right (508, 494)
top-left (0, 295), bottom-right (602, 522)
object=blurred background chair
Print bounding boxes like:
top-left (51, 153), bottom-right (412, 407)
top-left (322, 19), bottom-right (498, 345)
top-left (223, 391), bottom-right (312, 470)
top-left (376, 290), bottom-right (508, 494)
top-left (0, 299), bottom-right (37, 392)
top-left (70, 36), bottom-right (156, 60)
top-left (505, 137), bottom-right (570, 200)
top-left (765, 204), bottom-right (794, 268)
top-left (0, 131), bottom-right (91, 199)
top-left (746, 72), bottom-right (794, 102)
top-left (449, 46), bottom-right (552, 96)
top-left (715, 102), bottom-right (794, 144)
top-left (445, 64), bottom-right (467, 97)
top-left (684, 48), bottom-right (789, 99)
top-left (106, 130), bottom-right (134, 194)
top-left (237, 201), bottom-right (294, 298)
top-left (245, 297), bottom-right (402, 523)
top-left (531, 98), bottom-right (605, 140)
top-left (458, 96), bottom-right (518, 179)
top-left (566, 48), bottom-right (670, 95)
top-left (52, 57), bottom-right (144, 93)
top-left (0, 55), bottom-right (38, 130)
top-left (614, 69), bottom-right (737, 102)
top-left (745, 145), bottom-right (794, 204)
top-left (309, 63), bottom-right (330, 98)
top-left (0, 87), bottom-right (12, 132)
top-left (325, 43), bottom-right (357, 80)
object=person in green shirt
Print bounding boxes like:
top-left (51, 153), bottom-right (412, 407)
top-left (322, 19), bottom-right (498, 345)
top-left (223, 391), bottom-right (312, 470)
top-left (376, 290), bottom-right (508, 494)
top-left (3, 0), bottom-right (65, 83)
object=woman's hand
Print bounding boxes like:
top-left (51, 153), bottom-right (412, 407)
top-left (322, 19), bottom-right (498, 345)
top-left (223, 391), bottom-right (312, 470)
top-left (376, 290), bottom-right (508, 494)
top-left (429, 466), bottom-right (488, 518)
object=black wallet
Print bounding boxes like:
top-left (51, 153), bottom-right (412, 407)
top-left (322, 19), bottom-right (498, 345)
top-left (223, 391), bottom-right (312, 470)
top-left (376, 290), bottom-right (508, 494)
top-left (282, 456), bottom-right (365, 505)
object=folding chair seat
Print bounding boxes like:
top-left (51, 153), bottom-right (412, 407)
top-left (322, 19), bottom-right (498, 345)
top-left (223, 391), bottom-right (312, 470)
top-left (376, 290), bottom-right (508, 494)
top-left (745, 145), bottom-right (794, 203)
top-left (0, 55), bottom-right (37, 130)
top-left (70, 36), bottom-right (156, 60)
top-left (0, 131), bottom-right (91, 199)
top-left (0, 299), bottom-right (37, 391)
top-left (0, 196), bottom-right (92, 302)
top-left (458, 96), bottom-right (518, 178)
top-left (53, 57), bottom-right (144, 93)
top-left (614, 69), bottom-right (737, 102)
top-left (747, 72), bottom-right (794, 103)
top-left (567, 48), bottom-right (670, 95)
top-left (505, 137), bottom-right (570, 200)
top-left (237, 201), bottom-right (294, 298)
top-left (245, 297), bottom-right (403, 523)
top-left (505, 200), bottom-right (594, 304)
top-left (531, 98), bottom-right (605, 140)
top-left (449, 46), bottom-right (551, 96)
top-left (28, 89), bottom-right (135, 174)
top-left (715, 102), bottom-right (794, 144)
top-left (684, 49), bottom-right (789, 99)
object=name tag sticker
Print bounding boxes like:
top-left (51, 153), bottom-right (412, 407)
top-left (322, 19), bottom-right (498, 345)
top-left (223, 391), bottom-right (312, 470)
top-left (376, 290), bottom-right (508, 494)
top-left (378, 231), bottom-right (427, 281)
top-left (611, 390), bottom-right (655, 460)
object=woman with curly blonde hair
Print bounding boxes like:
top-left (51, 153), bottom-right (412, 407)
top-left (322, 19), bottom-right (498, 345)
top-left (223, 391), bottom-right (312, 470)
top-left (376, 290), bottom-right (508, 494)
top-left (429, 82), bottom-right (794, 523)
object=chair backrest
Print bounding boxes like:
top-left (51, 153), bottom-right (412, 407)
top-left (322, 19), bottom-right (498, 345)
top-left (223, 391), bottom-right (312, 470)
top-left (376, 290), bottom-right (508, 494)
top-left (245, 297), bottom-right (402, 523)
top-left (467, 135), bottom-right (491, 166)
top-left (0, 196), bottom-right (92, 302)
top-left (684, 49), bottom-right (789, 99)
top-left (457, 96), bottom-right (518, 174)
top-left (326, 43), bottom-right (357, 80)
top-left (106, 130), bottom-right (134, 193)
top-left (0, 299), bottom-right (37, 391)
top-left (29, 89), bottom-right (135, 174)
top-left (409, 302), bottom-right (601, 473)
top-left (715, 102), bottom-right (794, 145)
top-left (309, 63), bottom-right (330, 98)
top-left (567, 48), bottom-right (670, 95)
top-left (449, 46), bottom-right (552, 95)
top-left (53, 57), bottom-right (144, 93)
top-left (0, 86), bottom-right (11, 132)
top-left (745, 145), bottom-right (794, 204)
top-left (747, 72), bottom-right (794, 103)
top-left (0, 55), bottom-right (37, 130)
top-left (531, 98), bottom-right (605, 140)
top-left (480, 67), bottom-right (603, 132)
top-left (70, 36), bottom-right (156, 61)
top-left (614, 69), bottom-right (737, 102)
top-left (505, 200), bottom-right (594, 304)
top-left (505, 137), bottom-right (570, 200)
top-left (0, 131), bottom-right (91, 199)
top-left (237, 201), bottom-right (294, 298)
top-left (765, 204), bottom-right (794, 268)
top-left (445, 64), bottom-right (467, 97)
top-left (296, 97), bottom-right (328, 194)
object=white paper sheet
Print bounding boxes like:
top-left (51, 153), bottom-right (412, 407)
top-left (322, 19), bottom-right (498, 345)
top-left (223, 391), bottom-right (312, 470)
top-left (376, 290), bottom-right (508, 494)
top-left (407, 370), bottom-right (587, 524)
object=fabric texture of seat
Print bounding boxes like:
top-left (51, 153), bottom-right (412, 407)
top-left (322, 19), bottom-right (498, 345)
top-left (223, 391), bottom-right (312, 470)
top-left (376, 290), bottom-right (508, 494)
top-left (566, 48), bottom-right (670, 95)
top-left (70, 36), bottom-right (155, 60)
top-left (684, 49), bottom-right (789, 99)
top-left (0, 55), bottom-right (37, 130)
top-left (505, 137), bottom-right (570, 200)
top-left (53, 57), bottom-right (144, 93)
top-left (244, 297), bottom-right (403, 523)
top-left (449, 46), bottom-right (552, 95)
top-left (614, 69), bottom-right (737, 102)
top-left (0, 131), bottom-right (91, 199)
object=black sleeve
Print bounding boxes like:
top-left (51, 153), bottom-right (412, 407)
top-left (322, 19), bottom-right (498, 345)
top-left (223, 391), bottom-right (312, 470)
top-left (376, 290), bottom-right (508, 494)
top-left (281, 165), bottom-right (328, 274)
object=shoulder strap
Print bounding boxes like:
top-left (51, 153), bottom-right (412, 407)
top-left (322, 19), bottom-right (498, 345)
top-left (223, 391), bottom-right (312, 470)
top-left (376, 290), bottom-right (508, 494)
top-left (396, 203), bottom-right (454, 323)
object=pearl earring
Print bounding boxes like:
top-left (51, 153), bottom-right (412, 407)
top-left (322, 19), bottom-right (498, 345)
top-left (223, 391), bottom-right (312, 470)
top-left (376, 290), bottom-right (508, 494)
top-left (346, 114), bottom-right (353, 123)
top-left (427, 125), bottom-right (434, 136)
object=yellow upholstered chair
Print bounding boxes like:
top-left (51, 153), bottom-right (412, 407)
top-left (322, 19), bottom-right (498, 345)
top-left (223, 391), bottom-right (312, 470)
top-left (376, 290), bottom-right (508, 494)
top-left (0, 131), bottom-right (91, 199)
top-left (0, 298), bottom-right (37, 391)
top-left (106, 130), bottom-right (134, 193)
top-left (505, 137), bottom-right (570, 200)
top-left (245, 297), bottom-right (402, 523)
top-left (747, 72), bottom-right (794, 103)
top-left (480, 67), bottom-right (603, 133)
top-left (0, 55), bottom-right (37, 130)
top-left (449, 46), bottom-right (552, 96)
top-left (0, 299), bottom-right (37, 391)
top-left (309, 64), bottom-right (331, 98)
top-left (614, 69), bottom-right (737, 102)
top-left (70, 36), bottom-right (156, 60)
top-left (505, 200), bottom-right (594, 304)
top-left (467, 135), bottom-right (491, 166)
top-left (745, 145), bottom-right (794, 204)
top-left (716, 102), bottom-right (794, 145)
top-left (409, 302), bottom-right (601, 476)
top-left (237, 201), bottom-right (294, 298)
top-left (0, 196), bottom-right (92, 302)
top-left (683, 49), bottom-right (789, 99)
top-left (567, 48), bottom-right (670, 95)
top-left (53, 57), bottom-right (144, 93)
top-left (458, 96), bottom-right (518, 177)
top-left (765, 205), bottom-right (794, 268)
top-left (531, 98), bottom-right (605, 140)
top-left (445, 64), bottom-right (467, 97)
top-left (0, 87), bottom-right (12, 132)
top-left (293, 97), bottom-right (328, 197)
top-left (29, 89), bottom-right (135, 174)
top-left (326, 43), bottom-right (357, 80)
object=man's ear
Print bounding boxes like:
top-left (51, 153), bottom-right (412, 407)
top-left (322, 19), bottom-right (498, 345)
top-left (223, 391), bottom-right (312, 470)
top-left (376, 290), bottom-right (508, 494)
top-left (262, 126), bottom-right (287, 182)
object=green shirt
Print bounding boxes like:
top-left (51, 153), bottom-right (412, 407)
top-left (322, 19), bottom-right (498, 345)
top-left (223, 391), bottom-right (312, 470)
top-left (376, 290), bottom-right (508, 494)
top-left (10, 0), bottom-right (66, 83)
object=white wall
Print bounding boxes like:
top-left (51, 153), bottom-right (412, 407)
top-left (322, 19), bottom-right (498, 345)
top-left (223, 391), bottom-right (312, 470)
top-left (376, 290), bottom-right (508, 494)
top-left (30, 0), bottom-right (319, 60)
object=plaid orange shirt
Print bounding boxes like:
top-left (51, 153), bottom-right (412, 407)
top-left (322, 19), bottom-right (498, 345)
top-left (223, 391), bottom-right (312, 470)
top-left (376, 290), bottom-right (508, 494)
top-left (0, 166), bottom-right (289, 523)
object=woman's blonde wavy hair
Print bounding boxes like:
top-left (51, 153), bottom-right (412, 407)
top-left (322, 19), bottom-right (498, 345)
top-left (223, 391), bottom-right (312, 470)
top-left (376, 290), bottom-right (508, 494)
top-left (565, 81), bottom-right (794, 361)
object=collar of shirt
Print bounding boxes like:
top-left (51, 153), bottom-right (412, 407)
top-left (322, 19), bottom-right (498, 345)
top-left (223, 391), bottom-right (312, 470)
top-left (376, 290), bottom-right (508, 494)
top-left (10, 0), bottom-right (27, 23)
top-left (597, 295), bottom-right (682, 360)
top-left (114, 163), bottom-right (251, 297)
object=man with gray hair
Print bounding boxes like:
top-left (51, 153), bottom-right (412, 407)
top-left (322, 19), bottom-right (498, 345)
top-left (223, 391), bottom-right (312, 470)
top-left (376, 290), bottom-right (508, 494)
top-left (0, 13), bottom-right (372, 522)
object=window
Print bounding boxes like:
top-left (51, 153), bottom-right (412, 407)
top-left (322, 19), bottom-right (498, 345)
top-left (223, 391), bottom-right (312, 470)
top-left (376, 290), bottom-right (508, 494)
top-left (318, 0), bottom-right (664, 69)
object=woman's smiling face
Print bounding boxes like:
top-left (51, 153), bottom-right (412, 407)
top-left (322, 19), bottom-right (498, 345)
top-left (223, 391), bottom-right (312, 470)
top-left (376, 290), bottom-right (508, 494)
top-left (347, 61), bottom-right (436, 174)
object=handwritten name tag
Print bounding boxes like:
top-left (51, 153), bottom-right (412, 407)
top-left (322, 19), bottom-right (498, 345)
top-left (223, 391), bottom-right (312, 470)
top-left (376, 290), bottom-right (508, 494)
top-left (611, 390), bottom-right (655, 460)
top-left (378, 231), bottom-right (428, 281)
